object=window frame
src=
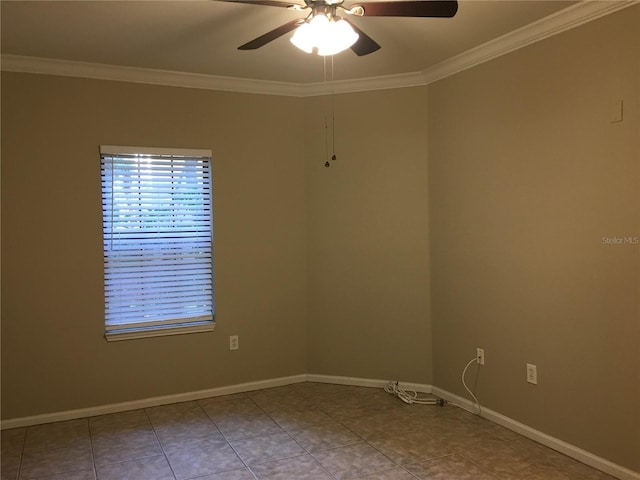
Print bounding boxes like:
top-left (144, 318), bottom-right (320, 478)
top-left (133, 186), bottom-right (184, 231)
top-left (99, 145), bottom-right (215, 341)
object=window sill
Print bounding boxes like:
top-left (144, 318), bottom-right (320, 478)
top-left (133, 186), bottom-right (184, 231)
top-left (105, 323), bottom-right (215, 342)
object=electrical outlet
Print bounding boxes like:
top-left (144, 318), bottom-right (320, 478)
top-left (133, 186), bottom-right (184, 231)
top-left (476, 348), bottom-right (485, 365)
top-left (230, 335), bottom-right (239, 351)
top-left (526, 363), bottom-right (537, 384)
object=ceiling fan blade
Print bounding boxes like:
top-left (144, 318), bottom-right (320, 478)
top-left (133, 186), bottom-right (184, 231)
top-left (344, 20), bottom-right (381, 56)
top-left (215, 0), bottom-right (301, 8)
top-left (353, 0), bottom-right (458, 18)
top-left (238, 18), bottom-right (304, 50)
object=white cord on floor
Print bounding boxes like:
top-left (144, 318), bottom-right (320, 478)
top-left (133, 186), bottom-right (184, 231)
top-left (384, 381), bottom-right (445, 405)
top-left (461, 357), bottom-right (481, 415)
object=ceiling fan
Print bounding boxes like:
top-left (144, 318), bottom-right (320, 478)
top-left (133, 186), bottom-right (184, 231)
top-left (217, 0), bottom-right (459, 56)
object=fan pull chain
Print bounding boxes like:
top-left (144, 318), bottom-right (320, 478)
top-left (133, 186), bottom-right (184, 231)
top-left (324, 55), bottom-right (337, 168)
top-left (323, 56), bottom-right (329, 168)
top-left (331, 54), bottom-right (336, 160)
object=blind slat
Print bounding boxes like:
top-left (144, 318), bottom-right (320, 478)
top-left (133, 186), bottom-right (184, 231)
top-left (105, 278), bottom-right (212, 289)
top-left (105, 269), bottom-right (212, 280)
top-left (105, 288), bottom-right (213, 304)
top-left (107, 300), bottom-right (212, 316)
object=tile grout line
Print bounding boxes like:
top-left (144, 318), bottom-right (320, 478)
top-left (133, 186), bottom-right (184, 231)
top-left (87, 417), bottom-right (100, 480)
top-left (142, 407), bottom-right (178, 480)
top-left (293, 386), bottom-right (399, 479)
top-left (252, 388), bottom-right (342, 480)
top-left (201, 396), bottom-right (261, 480)
top-left (15, 428), bottom-right (26, 480)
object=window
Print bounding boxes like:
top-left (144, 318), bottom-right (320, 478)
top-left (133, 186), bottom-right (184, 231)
top-left (100, 145), bottom-right (214, 341)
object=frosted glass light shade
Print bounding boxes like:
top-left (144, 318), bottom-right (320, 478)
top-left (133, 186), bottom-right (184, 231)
top-left (290, 14), bottom-right (359, 56)
top-left (290, 22), bottom-right (315, 53)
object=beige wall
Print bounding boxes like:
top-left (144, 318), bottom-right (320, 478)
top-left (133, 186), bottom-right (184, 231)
top-left (1, 74), bottom-right (433, 420)
top-left (1, 74), bottom-right (309, 418)
top-left (429, 6), bottom-right (640, 471)
top-left (1, 5), bottom-right (638, 473)
top-left (305, 87), bottom-right (432, 384)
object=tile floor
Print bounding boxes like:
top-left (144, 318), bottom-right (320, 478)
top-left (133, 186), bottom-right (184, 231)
top-left (0, 382), bottom-right (617, 480)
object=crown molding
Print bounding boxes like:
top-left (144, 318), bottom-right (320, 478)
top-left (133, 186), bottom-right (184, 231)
top-left (0, 55), bottom-right (308, 97)
top-left (302, 70), bottom-right (427, 96)
top-left (421, 0), bottom-right (637, 85)
top-left (1, 0), bottom-right (635, 97)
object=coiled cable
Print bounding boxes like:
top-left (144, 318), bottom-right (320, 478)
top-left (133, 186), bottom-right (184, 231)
top-left (384, 381), bottom-right (446, 406)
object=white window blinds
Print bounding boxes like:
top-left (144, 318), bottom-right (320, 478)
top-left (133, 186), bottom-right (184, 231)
top-left (100, 146), bottom-right (214, 340)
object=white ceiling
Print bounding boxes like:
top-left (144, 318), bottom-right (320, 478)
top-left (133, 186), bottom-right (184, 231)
top-left (1, 0), bottom-right (588, 86)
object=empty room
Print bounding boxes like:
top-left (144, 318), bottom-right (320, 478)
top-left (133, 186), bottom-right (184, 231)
top-left (1, 1), bottom-right (638, 479)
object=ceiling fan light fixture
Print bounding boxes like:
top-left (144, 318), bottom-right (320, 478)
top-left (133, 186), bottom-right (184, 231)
top-left (290, 21), bottom-right (315, 53)
top-left (320, 18), bottom-right (359, 56)
top-left (290, 13), bottom-right (359, 56)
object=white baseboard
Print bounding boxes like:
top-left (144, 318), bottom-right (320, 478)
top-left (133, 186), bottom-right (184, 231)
top-left (305, 374), bottom-right (432, 394)
top-left (0, 374), bottom-right (307, 430)
top-left (306, 373), bottom-right (388, 389)
top-left (1, 374), bottom-right (637, 480)
top-left (431, 386), bottom-right (640, 480)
